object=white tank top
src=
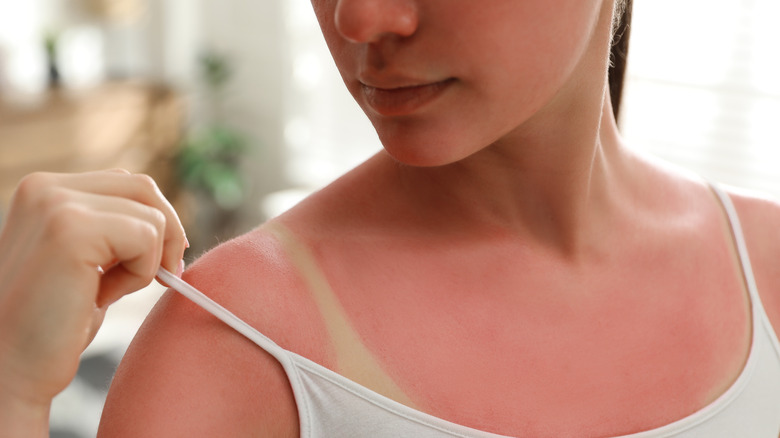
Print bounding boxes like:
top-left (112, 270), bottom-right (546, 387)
top-left (157, 184), bottom-right (780, 437)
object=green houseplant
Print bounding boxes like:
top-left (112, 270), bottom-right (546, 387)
top-left (177, 51), bottom-right (246, 210)
top-left (175, 51), bottom-right (249, 253)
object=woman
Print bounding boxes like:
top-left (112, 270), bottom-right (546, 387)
top-left (99, 0), bottom-right (780, 435)
top-left (3, 0), bottom-right (780, 436)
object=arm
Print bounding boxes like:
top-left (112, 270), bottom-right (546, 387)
top-left (97, 290), bottom-right (299, 436)
top-left (0, 170), bottom-right (186, 437)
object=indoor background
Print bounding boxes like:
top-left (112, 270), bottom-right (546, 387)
top-left (0, 0), bottom-right (777, 436)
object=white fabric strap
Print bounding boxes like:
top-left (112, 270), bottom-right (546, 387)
top-left (708, 183), bottom-right (761, 303)
top-left (156, 267), bottom-right (288, 361)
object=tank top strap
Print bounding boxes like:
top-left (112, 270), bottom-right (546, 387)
top-left (156, 266), bottom-right (292, 365)
top-left (708, 182), bottom-right (762, 306)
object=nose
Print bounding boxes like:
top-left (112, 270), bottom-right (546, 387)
top-left (335, 0), bottom-right (419, 43)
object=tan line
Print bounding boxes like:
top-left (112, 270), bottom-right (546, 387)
top-left (264, 221), bottom-right (418, 408)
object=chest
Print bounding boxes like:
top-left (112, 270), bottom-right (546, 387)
top-left (315, 239), bottom-right (753, 437)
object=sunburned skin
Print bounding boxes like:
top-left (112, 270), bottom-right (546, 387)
top-left (274, 2), bottom-right (751, 432)
top-left (266, 222), bottom-right (419, 408)
top-left (276, 158), bottom-right (753, 437)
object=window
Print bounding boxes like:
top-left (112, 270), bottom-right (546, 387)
top-left (622, 0), bottom-right (780, 197)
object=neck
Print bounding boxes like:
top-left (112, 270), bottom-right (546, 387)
top-left (387, 2), bottom-right (637, 257)
top-left (399, 95), bottom-right (628, 254)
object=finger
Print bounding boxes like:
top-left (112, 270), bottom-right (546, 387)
top-left (67, 189), bottom-right (169, 235)
top-left (155, 259), bottom-right (185, 290)
top-left (105, 168), bottom-right (132, 174)
top-left (88, 211), bottom-right (166, 307)
top-left (84, 305), bottom-right (107, 350)
top-left (41, 188), bottom-right (168, 266)
top-left (98, 264), bottom-right (155, 308)
top-left (51, 171), bottom-right (187, 272)
top-left (16, 171), bottom-right (182, 243)
top-left (12, 170), bottom-right (186, 282)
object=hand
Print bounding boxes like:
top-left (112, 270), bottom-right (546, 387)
top-left (0, 170), bottom-right (187, 432)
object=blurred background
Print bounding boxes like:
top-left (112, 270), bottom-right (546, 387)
top-left (0, 0), bottom-right (776, 436)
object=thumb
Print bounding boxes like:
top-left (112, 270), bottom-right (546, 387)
top-left (84, 305), bottom-right (107, 351)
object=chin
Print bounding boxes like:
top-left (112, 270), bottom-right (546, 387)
top-left (384, 152), bottom-right (448, 168)
top-left (379, 138), bottom-right (475, 168)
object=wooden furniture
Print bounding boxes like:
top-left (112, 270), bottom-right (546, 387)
top-left (0, 81), bottom-right (183, 216)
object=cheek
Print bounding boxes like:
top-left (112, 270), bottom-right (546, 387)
top-left (310, 1), bottom-right (361, 99)
top-left (310, 0), bottom-right (347, 64)
top-left (457, 1), bottom-right (603, 135)
top-left (366, 92), bottom-right (511, 167)
top-left (472, 1), bottom-right (602, 102)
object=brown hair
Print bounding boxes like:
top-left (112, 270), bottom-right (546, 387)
top-left (608, 0), bottom-right (633, 120)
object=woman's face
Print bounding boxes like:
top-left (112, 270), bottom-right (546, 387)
top-left (311, 0), bottom-right (609, 166)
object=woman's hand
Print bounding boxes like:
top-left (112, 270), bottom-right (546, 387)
top-left (0, 170), bottom-right (187, 435)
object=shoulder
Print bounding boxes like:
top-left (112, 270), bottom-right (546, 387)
top-left (98, 223), bottom-right (335, 437)
top-left (179, 225), bottom-right (337, 353)
top-left (721, 185), bottom-right (780, 333)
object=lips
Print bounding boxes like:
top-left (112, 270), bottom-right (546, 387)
top-left (360, 78), bottom-right (455, 117)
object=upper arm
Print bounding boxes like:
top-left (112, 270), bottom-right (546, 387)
top-left (97, 291), bottom-right (298, 437)
top-left (97, 227), bottom-right (334, 437)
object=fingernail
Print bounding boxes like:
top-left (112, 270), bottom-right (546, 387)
top-left (176, 259), bottom-right (185, 278)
